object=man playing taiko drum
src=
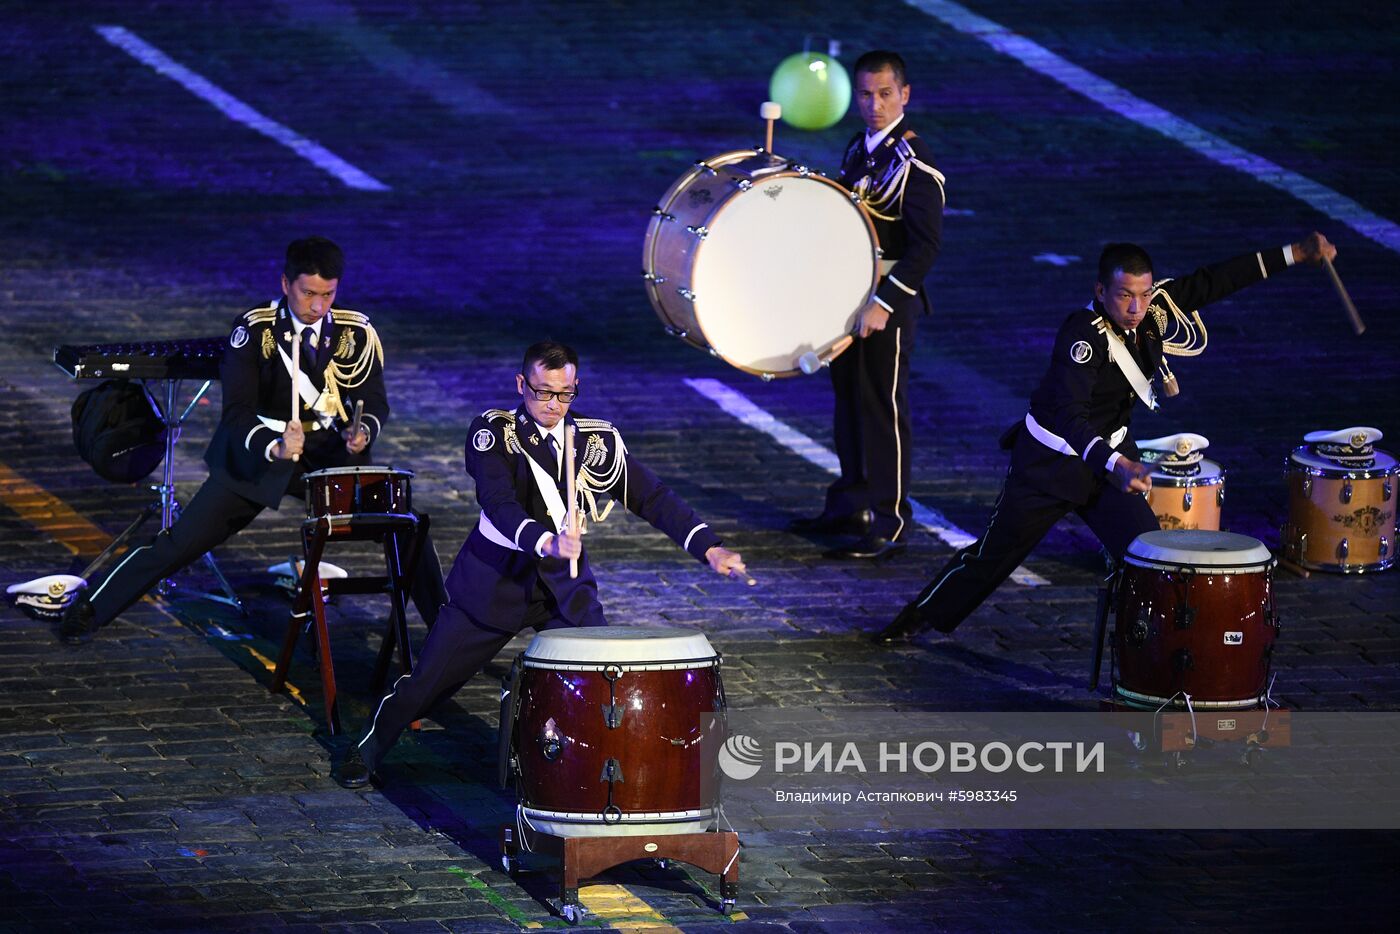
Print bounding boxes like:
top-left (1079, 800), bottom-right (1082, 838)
top-left (335, 340), bottom-right (745, 788)
top-left (877, 232), bottom-right (1337, 644)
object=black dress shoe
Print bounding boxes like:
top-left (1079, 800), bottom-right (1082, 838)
top-left (872, 603), bottom-right (930, 644)
top-left (824, 533), bottom-right (907, 561)
top-left (333, 744), bottom-right (376, 789)
top-left (59, 594), bottom-right (98, 645)
top-left (788, 508), bottom-right (873, 536)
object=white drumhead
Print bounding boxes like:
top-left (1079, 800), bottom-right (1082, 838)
top-left (693, 174), bottom-right (874, 374)
top-left (1289, 447), bottom-right (1398, 474)
top-left (523, 626), bottom-right (718, 669)
top-left (303, 465), bottom-right (415, 479)
top-left (1150, 458), bottom-right (1224, 484)
top-left (1125, 530), bottom-right (1272, 570)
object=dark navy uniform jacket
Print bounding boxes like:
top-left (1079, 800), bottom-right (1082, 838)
top-left (448, 406), bottom-right (722, 629)
top-left (203, 301), bottom-right (389, 508)
top-left (837, 114), bottom-right (945, 316)
top-left (1011, 247), bottom-right (1295, 503)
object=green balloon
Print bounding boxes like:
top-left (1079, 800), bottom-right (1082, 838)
top-left (768, 52), bottom-right (851, 131)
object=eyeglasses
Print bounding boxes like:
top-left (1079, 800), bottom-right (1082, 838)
top-left (524, 380), bottom-right (578, 404)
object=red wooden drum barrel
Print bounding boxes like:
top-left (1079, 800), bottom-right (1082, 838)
top-left (303, 466), bottom-right (414, 533)
top-left (1114, 530), bottom-right (1278, 710)
top-left (511, 627), bottom-right (724, 837)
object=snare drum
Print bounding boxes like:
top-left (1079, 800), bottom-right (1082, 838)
top-left (643, 150), bottom-right (879, 378)
top-left (303, 466), bottom-right (414, 529)
top-left (1282, 447), bottom-right (1397, 573)
top-left (509, 627), bottom-right (724, 837)
top-left (1146, 458), bottom-right (1225, 531)
top-left (1114, 530), bottom-right (1278, 710)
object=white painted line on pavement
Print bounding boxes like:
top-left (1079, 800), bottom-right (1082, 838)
top-left (94, 25), bottom-right (390, 192)
top-left (906, 0), bottom-right (1400, 256)
top-left (685, 377), bottom-right (1050, 587)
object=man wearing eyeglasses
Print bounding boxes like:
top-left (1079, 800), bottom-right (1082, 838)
top-left (335, 340), bottom-right (747, 787)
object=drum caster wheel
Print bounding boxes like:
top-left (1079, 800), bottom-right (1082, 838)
top-left (560, 903), bottom-right (587, 925)
top-left (499, 853), bottom-right (516, 876)
top-left (721, 898), bottom-right (737, 916)
top-left (1241, 744), bottom-right (1266, 768)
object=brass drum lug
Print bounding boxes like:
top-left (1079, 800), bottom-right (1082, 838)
top-left (641, 271), bottom-right (666, 284)
top-left (685, 225), bottom-right (710, 239)
top-left (1182, 489), bottom-right (1193, 512)
top-left (653, 208), bottom-right (675, 222)
top-left (1384, 478), bottom-right (1393, 501)
top-left (1337, 537), bottom-right (1349, 563)
top-left (694, 160), bottom-right (717, 176)
top-left (677, 288), bottom-right (696, 302)
top-left (1301, 476), bottom-right (1312, 498)
top-left (735, 178), bottom-right (753, 191)
top-left (1217, 485), bottom-right (1225, 507)
top-left (663, 325), bottom-right (688, 340)
top-left (1381, 536), bottom-right (1391, 559)
top-left (1341, 479), bottom-right (1353, 504)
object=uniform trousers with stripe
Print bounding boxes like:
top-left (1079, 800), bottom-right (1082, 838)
top-left (356, 547), bottom-right (606, 773)
top-left (825, 301), bottom-right (916, 540)
top-left (907, 464), bottom-right (1159, 632)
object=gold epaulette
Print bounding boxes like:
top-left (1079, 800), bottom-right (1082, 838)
top-left (482, 408), bottom-right (515, 422)
top-left (242, 303), bottom-right (277, 324)
top-left (573, 416), bottom-right (616, 432)
top-left (331, 308), bottom-right (371, 327)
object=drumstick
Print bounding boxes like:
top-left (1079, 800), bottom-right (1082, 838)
top-left (798, 335), bottom-right (856, 375)
top-left (760, 101), bottom-right (781, 153)
top-left (728, 568), bottom-right (758, 587)
top-left (289, 329), bottom-right (301, 463)
top-left (1322, 255), bottom-right (1365, 335)
top-left (565, 423), bottom-right (578, 579)
top-left (349, 399), bottom-right (364, 442)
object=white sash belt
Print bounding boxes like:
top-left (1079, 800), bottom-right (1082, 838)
top-left (478, 512), bottom-right (522, 552)
top-left (1025, 412), bottom-right (1127, 458)
top-left (1102, 330), bottom-right (1158, 411)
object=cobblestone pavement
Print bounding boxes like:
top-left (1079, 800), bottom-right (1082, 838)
top-left (2, 1), bottom-right (1398, 931)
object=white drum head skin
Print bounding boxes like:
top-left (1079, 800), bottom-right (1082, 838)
top-left (693, 175), bottom-right (874, 374)
top-left (523, 626), bottom-right (718, 670)
top-left (1150, 458), bottom-right (1224, 485)
top-left (1125, 530), bottom-right (1273, 571)
top-left (1289, 447), bottom-right (1398, 474)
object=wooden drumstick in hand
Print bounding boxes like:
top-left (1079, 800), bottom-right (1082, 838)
top-left (289, 330), bottom-right (301, 462)
top-left (565, 423), bottom-right (579, 579)
top-left (1322, 255), bottom-right (1366, 336)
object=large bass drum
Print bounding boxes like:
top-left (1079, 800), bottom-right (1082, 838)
top-left (508, 627), bottom-right (725, 837)
top-left (643, 150), bottom-right (879, 378)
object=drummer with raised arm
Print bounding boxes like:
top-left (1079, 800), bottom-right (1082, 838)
top-left (334, 341), bottom-right (746, 788)
top-left (877, 233), bottom-right (1337, 644)
top-left (790, 50), bottom-right (947, 561)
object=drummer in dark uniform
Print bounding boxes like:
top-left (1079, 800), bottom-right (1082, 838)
top-left (876, 232), bottom-right (1337, 643)
top-left (333, 340), bottom-right (747, 788)
top-left (61, 237), bottom-right (444, 643)
top-left (791, 50), bottom-right (946, 560)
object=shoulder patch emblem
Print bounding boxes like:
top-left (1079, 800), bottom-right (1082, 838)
top-left (230, 326), bottom-right (249, 349)
top-left (1070, 340), bottom-right (1093, 364)
top-left (472, 428), bottom-right (495, 452)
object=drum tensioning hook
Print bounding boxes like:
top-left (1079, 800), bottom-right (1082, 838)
top-left (601, 665), bottom-right (624, 729)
